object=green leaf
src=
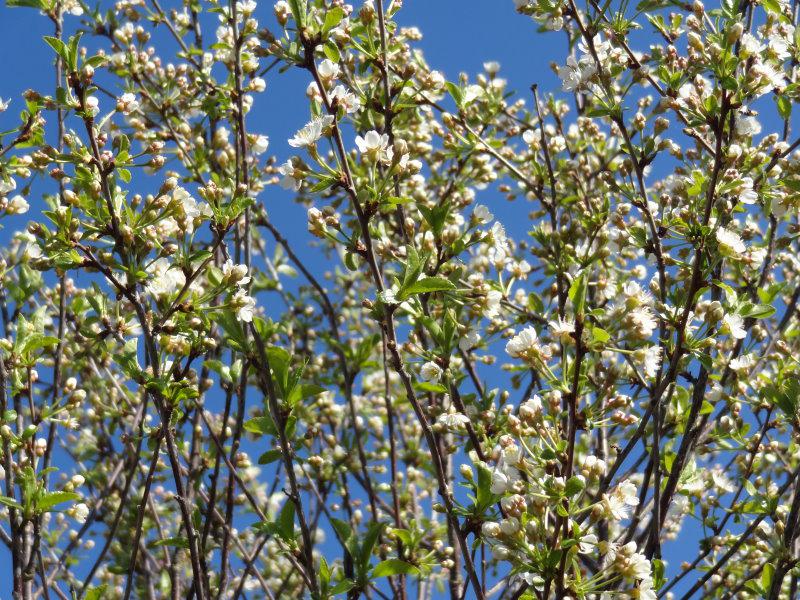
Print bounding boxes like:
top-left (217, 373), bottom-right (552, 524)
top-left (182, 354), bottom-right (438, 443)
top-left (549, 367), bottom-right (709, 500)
top-left (564, 476), bottom-right (585, 497)
top-left (258, 449), bottom-right (282, 464)
top-left (276, 499), bottom-right (295, 541)
top-left (372, 559), bottom-right (420, 578)
top-left (740, 303), bottom-right (775, 319)
top-left (358, 521), bottom-right (384, 576)
top-left (217, 309), bottom-right (248, 352)
top-left (568, 273), bottom-right (587, 317)
top-left (0, 496), bottom-right (22, 510)
top-left (149, 537), bottom-right (189, 549)
top-left (591, 327), bottom-right (610, 344)
top-left (415, 381), bottom-right (448, 394)
top-left (287, 0), bottom-right (305, 26)
top-left (762, 0), bottom-right (786, 18)
top-left (6, 0), bottom-right (45, 8)
top-left (43, 36), bottom-right (69, 64)
top-left (776, 95), bottom-right (792, 120)
top-left (244, 416), bottom-right (276, 436)
top-left (762, 561), bottom-right (775, 594)
top-left (330, 517), bottom-right (352, 545)
top-left (475, 463), bottom-right (498, 511)
top-left (652, 558), bottom-right (665, 589)
top-left (399, 277), bottom-right (455, 300)
top-left (445, 81), bottom-right (463, 107)
top-left (37, 491), bottom-right (79, 511)
top-left (84, 584), bottom-right (108, 600)
top-left (330, 579), bottom-right (356, 594)
top-left (322, 6), bottom-right (344, 33)
top-left (322, 42), bottom-right (340, 62)
top-left (67, 32), bottom-right (82, 71)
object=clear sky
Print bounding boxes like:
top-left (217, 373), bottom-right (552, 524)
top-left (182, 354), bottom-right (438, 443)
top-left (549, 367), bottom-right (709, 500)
top-left (0, 1), bottom-right (703, 597)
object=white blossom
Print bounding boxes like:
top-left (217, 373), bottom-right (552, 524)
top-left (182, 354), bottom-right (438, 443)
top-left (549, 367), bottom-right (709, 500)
top-left (251, 134), bottom-right (270, 155)
top-left (289, 115), bottom-right (334, 148)
top-left (716, 227), bottom-right (746, 257)
top-left (420, 361), bottom-right (443, 382)
top-left (355, 130), bottom-right (393, 163)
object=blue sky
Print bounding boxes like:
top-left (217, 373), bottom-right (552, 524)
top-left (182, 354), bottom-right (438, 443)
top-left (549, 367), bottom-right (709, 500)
top-left (0, 1), bottom-right (708, 597)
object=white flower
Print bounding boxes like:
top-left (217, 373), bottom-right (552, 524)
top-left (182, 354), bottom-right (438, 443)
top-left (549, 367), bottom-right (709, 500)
top-left (173, 186), bottom-right (211, 232)
top-left (307, 206), bottom-right (328, 238)
top-left (505, 326), bottom-right (538, 357)
top-left (458, 329), bottom-right (481, 352)
top-left (147, 258), bottom-right (186, 297)
top-left (737, 177), bottom-right (757, 205)
top-left (500, 517), bottom-right (520, 535)
top-left (288, 115), bottom-right (334, 148)
top-left (578, 533), bottom-right (598, 554)
top-left (73, 503), bottom-right (89, 523)
top-left (63, 0), bottom-right (83, 15)
top-left (473, 204), bottom-right (493, 224)
top-left (463, 84), bottom-right (484, 104)
top-left (522, 129), bottom-right (540, 146)
top-left (116, 92), bottom-right (139, 115)
top-left (5, 195), bottom-right (29, 215)
top-left (490, 469), bottom-right (510, 495)
top-left (627, 306), bottom-right (657, 339)
top-left (379, 286), bottom-right (399, 305)
top-left (617, 481), bottom-right (639, 506)
top-left (481, 521), bottom-right (501, 538)
top-left (622, 281), bottom-right (653, 308)
top-left (317, 59), bottom-right (341, 84)
top-left (278, 160), bottom-right (302, 190)
top-left (0, 98), bottom-right (9, 112)
top-left (222, 259), bottom-right (251, 285)
top-left (483, 289), bottom-right (503, 319)
top-left (768, 32), bottom-right (791, 60)
top-left (623, 549), bottom-right (652, 581)
top-left (420, 361), bottom-right (443, 382)
top-left (716, 227), bottom-right (746, 257)
top-left (250, 77), bottom-right (267, 92)
top-left (506, 326), bottom-right (552, 363)
top-left (330, 85), bottom-right (360, 113)
top-left (84, 95), bottom-right (99, 117)
top-left (740, 33), bottom-right (765, 55)
top-left (710, 468), bottom-right (735, 493)
top-left (508, 259), bottom-right (531, 280)
top-left (601, 480), bottom-right (640, 521)
top-left (581, 455), bottom-right (607, 477)
top-left (548, 317), bottom-right (575, 341)
top-left (640, 346), bottom-right (662, 379)
top-left (251, 134), bottom-right (270, 155)
top-left (519, 396), bottom-right (543, 421)
top-left (729, 352), bottom-right (756, 371)
top-left (558, 55), bottom-right (596, 92)
top-left (746, 246), bottom-right (767, 268)
top-left (637, 578), bottom-right (657, 600)
top-left (0, 177), bottom-right (15, 196)
top-left (483, 61), bottom-right (501, 74)
top-left (735, 113), bottom-right (761, 137)
top-left (437, 409), bottom-right (470, 429)
top-left (490, 221), bottom-right (508, 249)
top-left (355, 130), bottom-right (392, 163)
top-left (233, 288), bottom-right (256, 322)
top-left (722, 313), bottom-right (746, 339)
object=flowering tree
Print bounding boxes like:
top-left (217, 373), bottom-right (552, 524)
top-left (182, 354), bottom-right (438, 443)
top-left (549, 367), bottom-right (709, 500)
top-left (0, 0), bottom-right (799, 597)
